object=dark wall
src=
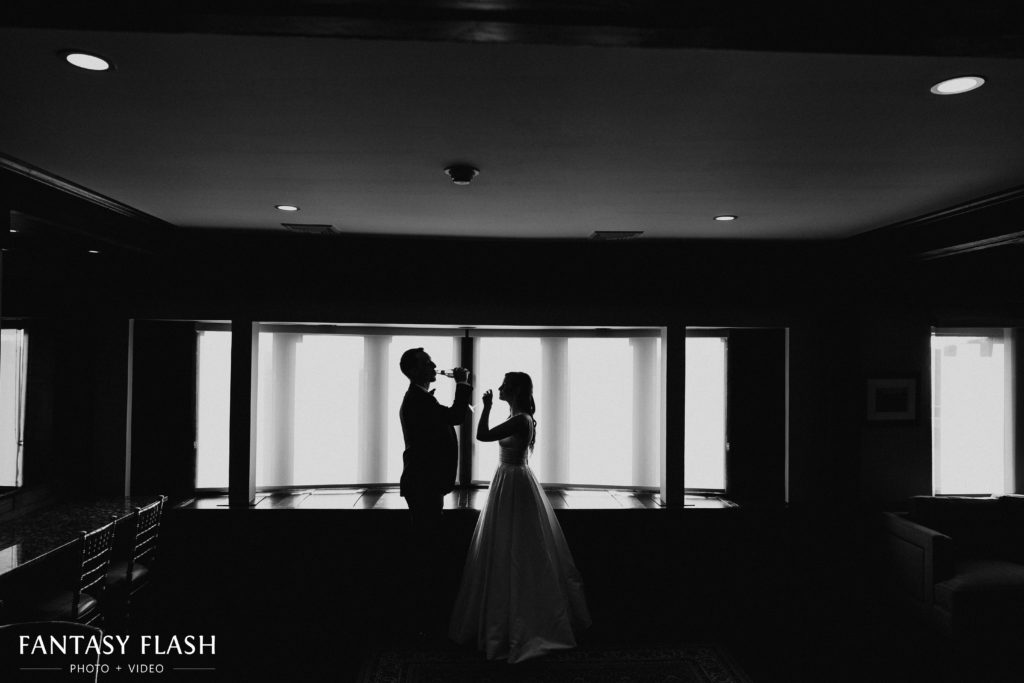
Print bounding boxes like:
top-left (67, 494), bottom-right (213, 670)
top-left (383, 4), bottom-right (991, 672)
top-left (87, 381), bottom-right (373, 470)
top-left (854, 307), bottom-right (932, 507)
top-left (851, 246), bottom-right (1024, 507)
top-left (5, 200), bottom-right (1024, 510)
top-left (102, 232), bottom-right (850, 325)
top-left (21, 319), bottom-right (59, 488)
top-left (90, 317), bottom-right (132, 496)
top-left (130, 320), bottom-right (197, 498)
top-left (5, 233), bottom-right (851, 504)
top-left (726, 328), bottom-right (787, 506)
top-left (17, 316), bottom-right (130, 497)
top-left (787, 315), bottom-right (861, 507)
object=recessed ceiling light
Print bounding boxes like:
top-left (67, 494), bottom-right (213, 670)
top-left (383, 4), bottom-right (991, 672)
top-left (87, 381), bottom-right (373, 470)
top-left (930, 76), bottom-right (985, 95)
top-left (64, 52), bottom-right (111, 71)
top-left (9, 229), bottom-right (17, 233)
top-left (88, 249), bottom-right (100, 254)
top-left (714, 215), bottom-right (737, 221)
top-left (275, 204), bottom-right (300, 212)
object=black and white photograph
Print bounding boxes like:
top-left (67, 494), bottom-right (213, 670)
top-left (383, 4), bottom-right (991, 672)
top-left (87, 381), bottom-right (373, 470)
top-left (2, 2), bottom-right (1024, 681)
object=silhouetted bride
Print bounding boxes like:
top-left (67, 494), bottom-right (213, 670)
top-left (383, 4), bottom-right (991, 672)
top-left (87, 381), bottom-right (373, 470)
top-left (449, 372), bottom-right (590, 663)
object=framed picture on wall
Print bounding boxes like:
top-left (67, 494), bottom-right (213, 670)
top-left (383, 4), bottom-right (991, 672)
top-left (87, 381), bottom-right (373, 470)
top-left (866, 377), bottom-right (917, 422)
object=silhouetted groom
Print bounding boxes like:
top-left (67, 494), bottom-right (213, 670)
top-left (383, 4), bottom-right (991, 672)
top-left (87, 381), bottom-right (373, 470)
top-left (398, 347), bottom-right (471, 631)
top-left (399, 347), bottom-right (472, 525)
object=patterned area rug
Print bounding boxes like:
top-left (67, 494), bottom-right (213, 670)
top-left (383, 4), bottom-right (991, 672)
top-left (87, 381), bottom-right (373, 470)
top-left (360, 644), bottom-right (753, 683)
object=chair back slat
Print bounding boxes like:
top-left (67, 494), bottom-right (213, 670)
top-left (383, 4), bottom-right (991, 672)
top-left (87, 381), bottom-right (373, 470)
top-left (72, 521), bottom-right (116, 619)
top-left (125, 495), bottom-right (167, 583)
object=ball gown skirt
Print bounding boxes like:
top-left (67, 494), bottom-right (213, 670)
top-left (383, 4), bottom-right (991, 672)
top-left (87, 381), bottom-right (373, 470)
top-left (449, 447), bottom-right (591, 663)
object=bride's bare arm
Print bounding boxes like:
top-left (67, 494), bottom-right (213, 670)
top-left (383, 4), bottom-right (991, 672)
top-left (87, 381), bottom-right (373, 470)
top-left (476, 389), bottom-right (528, 442)
top-left (476, 396), bottom-right (492, 442)
top-left (477, 414), bottom-right (528, 442)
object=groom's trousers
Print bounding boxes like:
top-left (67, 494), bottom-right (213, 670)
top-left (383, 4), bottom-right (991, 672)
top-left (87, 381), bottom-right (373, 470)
top-left (405, 493), bottom-right (446, 632)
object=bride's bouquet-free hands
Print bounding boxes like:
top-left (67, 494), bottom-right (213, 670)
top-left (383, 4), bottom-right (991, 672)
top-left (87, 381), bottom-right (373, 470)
top-left (481, 389), bottom-right (493, 409)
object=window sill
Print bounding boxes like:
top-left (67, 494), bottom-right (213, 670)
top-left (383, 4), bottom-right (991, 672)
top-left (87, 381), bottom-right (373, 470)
top-left (182, 486), bottom-right (736, 511)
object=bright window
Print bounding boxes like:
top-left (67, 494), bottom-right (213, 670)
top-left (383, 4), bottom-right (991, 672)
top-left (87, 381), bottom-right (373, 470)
top-left (931, 329), bottom-right (1014, 495)
top-left (196, 330), bottom-right (231, 488)
top-left (474, 335), bottom-right (660, 487)
top-left (195, 326), bottom-right (662, 490)
top-left (0, 329), bottom-right (28, 488)
top-left (256, 333), bottom-right (364, 487)
top-left (196, 328), bottom-right (457, 489)
top-left (474, 337), bottom-right (542, 482)
top-left (685, 336), bottom-right (727, 490)
top-left (567, 338), bottom-right (636, 486)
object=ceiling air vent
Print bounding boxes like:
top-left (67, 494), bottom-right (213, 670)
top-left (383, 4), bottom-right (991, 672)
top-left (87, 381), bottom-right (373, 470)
top-left (590, 230), bottom-right (644, 240)
top-left (282, 223), bottom-right (337, 235)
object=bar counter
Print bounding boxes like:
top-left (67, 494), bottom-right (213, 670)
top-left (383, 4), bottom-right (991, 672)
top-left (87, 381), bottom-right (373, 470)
top-left (0, 495), bottom-right (161, 579)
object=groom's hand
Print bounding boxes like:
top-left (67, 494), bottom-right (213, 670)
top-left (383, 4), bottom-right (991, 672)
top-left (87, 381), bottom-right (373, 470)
top-left (453, 367), bottom-right (470, 384)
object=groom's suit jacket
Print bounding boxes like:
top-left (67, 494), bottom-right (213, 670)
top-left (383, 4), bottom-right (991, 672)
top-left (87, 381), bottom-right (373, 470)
top-left (399, 382), bottom-right (473, 498)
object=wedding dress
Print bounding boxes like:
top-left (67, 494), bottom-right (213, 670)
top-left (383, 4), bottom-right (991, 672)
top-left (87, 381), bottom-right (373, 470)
top-left (449, 419), bottom-right (591, 663)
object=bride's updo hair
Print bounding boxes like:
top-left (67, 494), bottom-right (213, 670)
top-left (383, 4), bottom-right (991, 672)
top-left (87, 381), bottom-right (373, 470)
top-left (504, 372), bottom-right (537, 449)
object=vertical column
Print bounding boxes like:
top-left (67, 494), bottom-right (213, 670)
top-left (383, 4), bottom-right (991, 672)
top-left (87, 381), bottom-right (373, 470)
top-left (631, 336), bottom-right (660, 487)
top-left (540, 337), bottom-right (569, 484)
top-left (359, 335), bottom-right (390, 483)
top-left (1015, 328), bottom-right (1024, 495)
top-left (784, 327), bottom-right (791, 504)
top-left (125, 319), bottom-right (135, 497)
top-left (726, 329), bottom-right (787, 506)
top-left (229, 320), bottom-right (258, 507)
top-left (1, 208), bottom-right (10, 483)
top-left (930, 339), bottom-right (942, 496)
top-left (263, 333), bottom-right (298, 487)
top-left (91, 317), bottom-right (133, 496)
top-left (458, 333), bottom-right (475, 486)
top-left (1003, 328), bottom-right (1016, 495)
top-left (661, 324), bottom-right (686, 506)
top-left (0, 208), bottom-right (8, 424)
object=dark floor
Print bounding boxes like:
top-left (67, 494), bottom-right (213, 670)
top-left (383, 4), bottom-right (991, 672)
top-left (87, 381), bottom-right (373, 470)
top-left (132, 500), bottom-right (1020, 683)
top-left (127, 586), bottom-right (1020, 683)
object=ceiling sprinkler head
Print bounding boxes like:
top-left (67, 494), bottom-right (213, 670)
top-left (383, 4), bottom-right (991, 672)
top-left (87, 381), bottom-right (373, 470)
top-left (444, 165), bottom-right (479, 185)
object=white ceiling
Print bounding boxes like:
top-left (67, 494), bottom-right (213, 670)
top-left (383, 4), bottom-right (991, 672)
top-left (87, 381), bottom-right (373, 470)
top-left (2, 26), bottom-right (1024, 240)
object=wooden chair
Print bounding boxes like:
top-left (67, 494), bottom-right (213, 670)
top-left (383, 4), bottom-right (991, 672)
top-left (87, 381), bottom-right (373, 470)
top-left (27, 520), bottom-right (117, 625)
top-left (104, 495), bottom-right (167, 621)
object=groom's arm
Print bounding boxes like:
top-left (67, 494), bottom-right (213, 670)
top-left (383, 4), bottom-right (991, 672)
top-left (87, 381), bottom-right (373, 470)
top-left (437, 381), bottom-right (472, 425)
